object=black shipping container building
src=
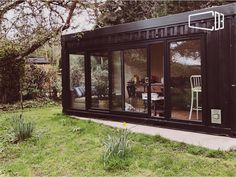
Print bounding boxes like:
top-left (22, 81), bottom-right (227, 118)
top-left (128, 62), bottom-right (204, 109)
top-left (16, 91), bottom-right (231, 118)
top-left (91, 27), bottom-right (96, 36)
top-left (61, 3), bottom-right (236, 136)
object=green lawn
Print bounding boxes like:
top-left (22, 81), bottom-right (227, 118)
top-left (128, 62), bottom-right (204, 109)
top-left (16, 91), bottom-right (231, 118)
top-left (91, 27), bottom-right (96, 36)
top-left (1, 106), bottom-right (236, 176)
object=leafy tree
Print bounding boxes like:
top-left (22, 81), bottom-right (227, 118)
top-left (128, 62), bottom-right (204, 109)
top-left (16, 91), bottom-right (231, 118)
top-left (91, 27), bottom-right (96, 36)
top-left (0, 0), bottom-right (97, 103)
top-left (97, 0), bottom-right (159, 27)
top-left (70, 55), bottom-right (85, 88)
top-left (98, 0), bottom-right (228, 27)
top-left (30, 37), bottom-right (61, 68)
top-left (92, 59), bottom-right (109, 99)
top-left (0, 0), bottom-right (81, 64)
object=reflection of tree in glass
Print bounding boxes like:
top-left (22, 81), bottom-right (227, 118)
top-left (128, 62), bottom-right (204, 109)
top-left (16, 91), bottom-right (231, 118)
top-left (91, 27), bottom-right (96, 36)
top-left (170, 40), bottom-right (201, 61)
top-left (171, 62), bottom-right (201, 78)
top-left (170, 40), bottom-right (202, 109)
top-left (98, 0), bottom-right (227, 27)
top-left (70, 55), bottom-right (85, 88)
top-left (170, 40), bottom-right (201, 78)
top-left (91, 56), bottom-right (109, 99)
top-left (124, 49), bottom-right (147, 67)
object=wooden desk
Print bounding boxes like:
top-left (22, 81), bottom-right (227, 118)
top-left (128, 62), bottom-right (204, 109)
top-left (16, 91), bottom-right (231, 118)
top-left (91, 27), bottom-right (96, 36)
top-left (151, 83), bottom-right (164, 93)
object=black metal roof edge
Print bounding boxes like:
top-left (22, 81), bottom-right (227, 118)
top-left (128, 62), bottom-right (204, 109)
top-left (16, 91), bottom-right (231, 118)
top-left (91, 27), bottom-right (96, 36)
top-left (62, 2), bottom-right (236, 41)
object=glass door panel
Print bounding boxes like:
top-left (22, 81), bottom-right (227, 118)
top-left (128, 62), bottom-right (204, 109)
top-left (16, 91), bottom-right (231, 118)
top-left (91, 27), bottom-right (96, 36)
top-left (124, 48), bottom-right (147, 113)
top-left (170, 39), bottom-right (202, 121)
top-left (111, 51), bottom-right (123, 111)
top-left (111, 48), bottom-right (148, 113)
top-left (90, 52), bottom-right (109, 109)
top-left (69, 53), bottom-right (86, 110)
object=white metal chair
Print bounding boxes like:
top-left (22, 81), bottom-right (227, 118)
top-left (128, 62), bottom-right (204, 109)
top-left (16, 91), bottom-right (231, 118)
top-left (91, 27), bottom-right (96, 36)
top-left (189, 75), bottom-right (202, 120)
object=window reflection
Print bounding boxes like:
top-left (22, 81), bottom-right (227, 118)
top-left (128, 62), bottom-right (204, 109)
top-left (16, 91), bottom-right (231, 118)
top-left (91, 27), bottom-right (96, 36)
top-left (170, 40), bottom-right (202, 121)
top-left (90, 52), bottom-right (109, 109)
top-left (124, 48), bottom-right (147, 113)
top-left (111, 51), bottom-right (123, 111)
top-left (69, 54), bottom-right (86, 109)
top-left (111, 48), bottom-right (148, 113)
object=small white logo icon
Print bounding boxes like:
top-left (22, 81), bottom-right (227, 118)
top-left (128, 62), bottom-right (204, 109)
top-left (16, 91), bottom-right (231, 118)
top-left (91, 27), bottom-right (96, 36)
top-left (188, 11), bottom-right (224, 31)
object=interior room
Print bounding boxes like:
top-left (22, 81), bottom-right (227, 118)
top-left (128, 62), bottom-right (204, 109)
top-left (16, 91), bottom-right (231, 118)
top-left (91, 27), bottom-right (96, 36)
top-left (111, 49), bottom-right (148, 113)
top-left (70, 42), bottom-right (202, 121)
top-left (124, 48), bottom-right (147, 113)
top-left (111, 44), bottom-right (165, 116)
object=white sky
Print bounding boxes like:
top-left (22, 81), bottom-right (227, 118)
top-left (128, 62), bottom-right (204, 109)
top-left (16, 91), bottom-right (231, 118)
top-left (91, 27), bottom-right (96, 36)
top-left (63, 10), bottom-right (95, 35)
top-left (172, 53), bottom-right (201, 65)
top-left (4, 3), bottom-right (96, 38)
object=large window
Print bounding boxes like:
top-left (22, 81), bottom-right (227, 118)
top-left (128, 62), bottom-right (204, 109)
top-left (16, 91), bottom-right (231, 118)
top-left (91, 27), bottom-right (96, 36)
top-left (170, 39), bottom-right (202, 121)
top-left (90, 52), bottom-right (109, 109)
top-left (69, 53), bottom-right (86, 110)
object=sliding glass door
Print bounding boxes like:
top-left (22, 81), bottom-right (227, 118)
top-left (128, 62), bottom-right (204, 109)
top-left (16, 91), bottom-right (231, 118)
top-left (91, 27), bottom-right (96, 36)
top-left (69, 53), bottom-right (86, 110)
top-left (69, 38), bottom-right (204, 122)
top-left (90, 52), bottom-right (109, 110)
top-left (124, 48), bottom-right (147, 113)
top-left (111, 51), bottom-right (123, 111)
top-left (169, 39), bottom-right (202, 121)
top-left (111, 48), bottom-right (148, 113)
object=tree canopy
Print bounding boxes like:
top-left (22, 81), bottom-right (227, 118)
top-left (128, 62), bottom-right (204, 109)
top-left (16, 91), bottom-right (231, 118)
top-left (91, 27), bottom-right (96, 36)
top-left (97, 0), bottom-right (228, 27)
top-left (0, 0), bottom-right (94, 65)
top-left (0, 0), bottom-right (96, 104)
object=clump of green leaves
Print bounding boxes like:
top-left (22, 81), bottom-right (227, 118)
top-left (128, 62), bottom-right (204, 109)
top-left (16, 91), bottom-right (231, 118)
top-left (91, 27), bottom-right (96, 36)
top-left (9, 114), bottom-right (34, 143)
top-left (103, 129), bottom-right (130, 168)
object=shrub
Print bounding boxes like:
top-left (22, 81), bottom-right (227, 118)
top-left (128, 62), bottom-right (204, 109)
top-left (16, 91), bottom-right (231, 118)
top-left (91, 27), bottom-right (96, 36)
top-left (23, 64), bottom-right (61, 100)
top-left (0, 58), bottom-right (24, 104)
top-left (10, 114), bottom-right (34, 143)
top-left (103, 129), bottom-right (130, 167)
top-left (23, 64), bottom-right (47, 99)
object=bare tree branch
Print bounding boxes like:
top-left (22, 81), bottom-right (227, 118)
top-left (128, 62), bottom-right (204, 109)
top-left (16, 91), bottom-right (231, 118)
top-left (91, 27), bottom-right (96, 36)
top-left (14, 28), bottom-right (62, 61)
top-left (62, 0), bottom-right (78, 31)
top-left (0, 0), bottom-right (80, 66)
top-left (0, 0), bottom-right (24, 21)
top-left (0, 28), bottom-right (60, 67)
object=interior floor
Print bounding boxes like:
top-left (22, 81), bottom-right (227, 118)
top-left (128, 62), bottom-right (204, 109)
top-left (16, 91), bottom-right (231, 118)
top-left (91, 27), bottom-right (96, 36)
top-left (171, 110), bottom-right (202, 121)
top-left (112, 105), bottom-right (201, 121)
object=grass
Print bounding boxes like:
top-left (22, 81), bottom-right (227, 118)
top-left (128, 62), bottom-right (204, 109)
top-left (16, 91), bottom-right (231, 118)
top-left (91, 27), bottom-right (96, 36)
top-left (0, 106), bottom-right (236, 176)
